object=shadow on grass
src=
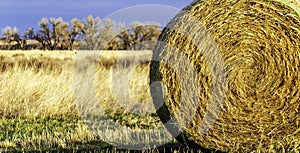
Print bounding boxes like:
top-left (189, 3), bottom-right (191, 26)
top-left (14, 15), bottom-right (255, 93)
top-left (0, 116), bottom-right (223, 152)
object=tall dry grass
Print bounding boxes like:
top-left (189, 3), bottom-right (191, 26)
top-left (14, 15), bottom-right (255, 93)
top-left (0, 50), bottom-right (155, 118)
top-left (0, 51), bottom-right (95, 150)
top-left (0, 51), bottom-right (76, 119)
top-left (0, 50), bottom-right (168, 151)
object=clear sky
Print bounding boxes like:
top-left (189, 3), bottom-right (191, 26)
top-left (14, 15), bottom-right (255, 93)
top-left (0, 0), bottom-right (193, 33)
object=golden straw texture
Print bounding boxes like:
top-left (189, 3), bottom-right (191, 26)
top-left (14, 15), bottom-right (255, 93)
top-left (151, 0), bottom-right (300, 151)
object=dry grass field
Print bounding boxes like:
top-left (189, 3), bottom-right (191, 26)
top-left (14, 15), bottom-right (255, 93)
top-left (0, 50), bottom-right (187, 152)
top-left (0, 50), bottom-right (299, 152)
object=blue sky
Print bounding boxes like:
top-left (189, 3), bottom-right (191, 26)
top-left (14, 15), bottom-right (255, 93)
top-left (0, 0), bottom-right (193, 33)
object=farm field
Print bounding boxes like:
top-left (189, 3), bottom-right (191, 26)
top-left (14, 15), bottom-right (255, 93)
top-left (0, 50), bottom-right (194, 152)
top-left (0, 50), bottom-right (299, 152)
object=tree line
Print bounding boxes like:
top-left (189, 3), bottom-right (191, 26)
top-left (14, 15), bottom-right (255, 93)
top-left (0, 15), bottom-right (161, 51)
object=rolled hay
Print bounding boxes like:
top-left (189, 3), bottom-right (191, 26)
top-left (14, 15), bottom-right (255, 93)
top-left (150, 0), bottom-right (300, 152)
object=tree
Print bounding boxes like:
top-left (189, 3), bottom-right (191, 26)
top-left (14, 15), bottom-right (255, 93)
top-left (25, 17), bottom-right (74, 50)
top-left (66, 19), bottom-right (82, 50)
top-left (116, 22), bottom-right (161, 50)
top-left (72, 15), bottom-right (101, 50)
top-left (2, 26), bottom-right (27, 50)
top-left (24, 27), bottom-right (44, 50)
top-left (0, 16), bottom-right (162, 51)
top-left (99, 18), bottom-right (118, 50)
top-left (72, 15), bottom-right (117, 50)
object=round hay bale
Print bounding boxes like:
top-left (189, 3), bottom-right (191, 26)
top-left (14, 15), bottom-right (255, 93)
top-left (150, 0), bottom-right (300, 151)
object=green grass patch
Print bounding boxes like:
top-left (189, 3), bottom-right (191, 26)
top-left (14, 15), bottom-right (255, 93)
top-left (107, 112), bottom-right (162, 129)
top-left (0, 117), bottom-right (113, 151)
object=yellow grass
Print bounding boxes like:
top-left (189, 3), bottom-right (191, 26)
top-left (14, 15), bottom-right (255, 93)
top-left (0, 50), bottom-right (172, 151)
top-left (0, 50), bottom-right (75, 118)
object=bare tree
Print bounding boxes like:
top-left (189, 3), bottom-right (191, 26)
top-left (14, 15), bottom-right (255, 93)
top-left (24, 17), bottom-right (71, 50)
top-left (66, 19), bottom-right (82, 50)
top-left (72, 15), bottom-right (117, 50)
top-left (1, 16), bottom-right (161, 51)
top-left (116, 22), bottom-right (161, 50)
top-left (24, 27), bottom-right (43, 49)
top-left (2, 26), bottom-right (27, 50)
top-left (99, 18), bottom-right (118, 50)
top-left (72, 15), bottom-right (100, 50)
